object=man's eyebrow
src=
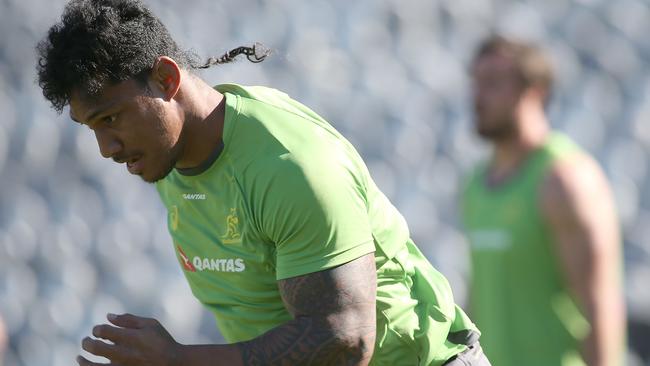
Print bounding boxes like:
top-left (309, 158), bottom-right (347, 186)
top-left (70, 102), bottom-right (117, 124)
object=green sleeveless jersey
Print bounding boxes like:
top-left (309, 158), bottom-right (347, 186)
top-left (156, 84), bottom-right (478, 365)
top-left (461, 133), bottom-right (588, 366)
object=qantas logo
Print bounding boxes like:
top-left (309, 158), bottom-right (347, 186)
top-left (176, 245), bottom-right (245, 273)
top-left (182, 193), bottom-right (206, 200)
top-left (193, 257), bottom-right (245, 272)
top-left (177, 245), bottom-right (196, 272)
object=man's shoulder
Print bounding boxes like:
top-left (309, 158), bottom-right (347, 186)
top-left (542, 147), bottom-right (601, 192)
top-left (539, 148), bottom-right (609, 218)
top-left (215, 83), bottom-right (290, 106)
top-left (533, 131), bottom-right (590, 188)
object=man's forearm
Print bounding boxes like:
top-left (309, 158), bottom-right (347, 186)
top-left (581, 293), bottom-right (626, 366)
top-left (179, 315), bottom-right (375, 366)
top-left (179, 254), bottom-right (378, 366)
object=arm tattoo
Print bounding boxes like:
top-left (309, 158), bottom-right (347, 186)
top-left (238, 253), bottom-right (377, 365)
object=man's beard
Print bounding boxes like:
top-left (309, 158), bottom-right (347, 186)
top-left (476, 117), bottom-right (517, 142)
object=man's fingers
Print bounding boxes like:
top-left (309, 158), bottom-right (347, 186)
top-left (81, 336), bottom-right (122, 360)
top-left (76, 355), bottom-right (99, 366)
top-left (76, 355), bottom-right (104, 366)
top-left (107, 313), bottom-right (154, 329)
top-left (76, 354), bottom-right (122, 366)
top-left (92, 324), bottom-right (131, 343)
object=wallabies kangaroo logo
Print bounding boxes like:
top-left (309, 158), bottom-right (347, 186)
top-left (169, 205), bottom-right (179, 231)
top-left (222, 208), bottom-right (242, 244)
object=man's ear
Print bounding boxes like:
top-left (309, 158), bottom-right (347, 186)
top-left (151, 56), bottom-right (181, 101)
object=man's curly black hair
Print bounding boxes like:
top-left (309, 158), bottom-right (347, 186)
top-left (37, 0), bottom-right (270, 113)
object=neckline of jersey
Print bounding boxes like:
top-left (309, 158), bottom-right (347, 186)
top-left (174, 91), bottom-right (239, 177)
top-left (479, 134), bottom-right (554, 193)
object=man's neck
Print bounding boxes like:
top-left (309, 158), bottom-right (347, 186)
top-left (175, 75), bottom-right (226, 169)
top-left (488, 110), bottom-right (549, 186)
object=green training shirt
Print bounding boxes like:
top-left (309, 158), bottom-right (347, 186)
top-left (156, 84), bottom-right (478, 365)
top-left (461, 133), bottom-right (588, 366)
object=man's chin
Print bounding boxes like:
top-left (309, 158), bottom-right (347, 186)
top-left (140, 165), bottom-right (175, 184)
top-left (141, 176), bottom-right (159, 184)
top-left (477, 125), bottom-right (515, 142)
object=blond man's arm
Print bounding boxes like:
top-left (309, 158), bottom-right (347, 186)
top-left (540, 153), bottom-right (626, 366)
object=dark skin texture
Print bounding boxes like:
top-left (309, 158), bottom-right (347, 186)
top-left (78, 253), bottom-right (377, 366)
top-left (238, 252), bottom-right (377, 365)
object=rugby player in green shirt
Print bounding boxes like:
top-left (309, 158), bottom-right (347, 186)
top-left (37, 0), bottom-right (489, 364)
top-left (462, 35), bottom-right (626, 366)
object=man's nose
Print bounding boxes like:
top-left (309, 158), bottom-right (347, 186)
top-left (94, 128), bottom-right (123, 159)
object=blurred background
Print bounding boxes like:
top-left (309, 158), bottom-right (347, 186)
top-left (0, 0), bottom-right (649, 365)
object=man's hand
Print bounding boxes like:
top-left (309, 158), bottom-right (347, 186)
top-left (77, 313), bottom-right (182, 366)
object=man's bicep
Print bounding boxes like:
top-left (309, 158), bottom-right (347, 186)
top-left (277, 253), bottom-right (377, 363)
top-left (278, 253), bottom-right (377, 328)
top-left (540, 156), bottom-right (622, 302)
top-left (236, 254), bottom-right (377, 365)
top-left (540, 156), bottom-right (619, 254)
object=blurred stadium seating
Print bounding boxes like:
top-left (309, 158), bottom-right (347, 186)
top-left (0, 0), bottom-right (648, 365)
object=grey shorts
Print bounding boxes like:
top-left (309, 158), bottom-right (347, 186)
top-left (442, 342), bottom-right (491, 366)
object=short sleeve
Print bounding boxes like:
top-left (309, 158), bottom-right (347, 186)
top-left (247, 152), bottom-right (375, 280)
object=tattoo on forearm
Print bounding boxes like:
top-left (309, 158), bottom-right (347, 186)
top-left (238, 253), bottom-right (377, 365)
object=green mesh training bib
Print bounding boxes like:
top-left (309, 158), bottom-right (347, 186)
top-left (462, 133), bottom-right (588, 366)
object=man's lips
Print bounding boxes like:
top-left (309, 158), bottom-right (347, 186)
top-left (126, 156), bottom-right (143, 175)
top-left (113, 155), bottom-right (144, 174)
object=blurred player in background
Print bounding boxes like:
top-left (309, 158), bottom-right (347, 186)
top-left (37, 0), bottom-right (489, 364)
top-left (460, 35), bottom-right (626, 366)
